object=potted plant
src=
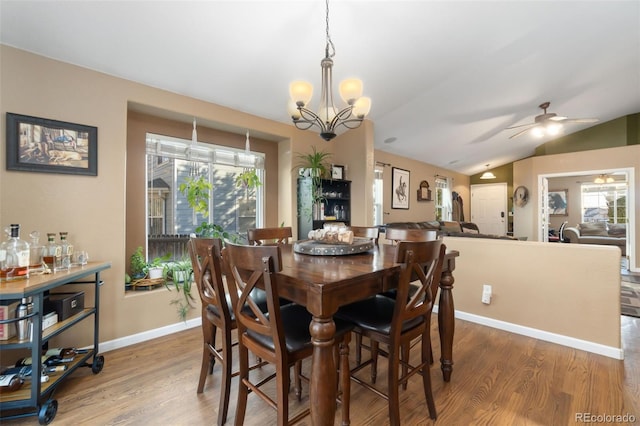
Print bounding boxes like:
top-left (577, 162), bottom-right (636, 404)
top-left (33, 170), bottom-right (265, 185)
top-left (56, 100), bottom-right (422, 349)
top-left (294, 146), bottom-right (332, 183)
top-left (145, 253), bottom-right (171, 279)
top-left (163, 258), bottom-right (193, 283)
top-left (163, 258), bottom-right (196, 321)
top-left (178, 175), bottom-right (212, 218)
top-left (129, 246), bottom-right (146, 280)
top-left (235, 168), bottom-right (262, 192)
top-left (294, 146), bottom-right (332, 219)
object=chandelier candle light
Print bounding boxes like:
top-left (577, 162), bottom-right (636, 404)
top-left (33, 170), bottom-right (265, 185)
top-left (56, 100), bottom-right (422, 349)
top-left (288, 0), bottom-right (371, 141)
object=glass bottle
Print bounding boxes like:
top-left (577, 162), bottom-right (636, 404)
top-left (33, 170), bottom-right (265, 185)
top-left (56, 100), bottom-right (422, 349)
top-left (0, 224), bottom-right (30, 282)
top-left (29, 231), bottom-right (44, 272)
top-left (43, 233), bottom-right (61, 272)
top-left (59, 232), bottom-right (73, 271)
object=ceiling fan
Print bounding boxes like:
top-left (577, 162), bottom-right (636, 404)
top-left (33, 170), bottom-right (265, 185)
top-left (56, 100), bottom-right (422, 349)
top-left (506, 101), bottom-right (598, 139)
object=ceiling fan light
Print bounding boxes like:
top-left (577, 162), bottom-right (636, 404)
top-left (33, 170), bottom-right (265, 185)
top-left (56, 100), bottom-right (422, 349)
top-left (531, 126), bottom-right (545, 138)
top-left (594, 176), bottom-right (605, 184)
top-left (289, 80), bottom-right (313, 107)
top-left (546, 123), bottom-right (562, 135)
top-left (606, 176), bottom-right (615, 183)
top-left (339, 78), bottom-right (363, 105)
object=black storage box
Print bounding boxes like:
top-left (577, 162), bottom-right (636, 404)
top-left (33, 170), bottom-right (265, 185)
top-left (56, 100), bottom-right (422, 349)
top-left (45, 291), bottom-right (85, 321)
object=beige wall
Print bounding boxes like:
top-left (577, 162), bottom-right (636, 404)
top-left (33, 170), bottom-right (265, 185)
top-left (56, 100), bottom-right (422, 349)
top-left (513, 145), bottom-right (639, 270)
top-left (443, 236), bottom-right (621, 355)
top-left (0, 45), bottom-right (380, 346)
top-left (374, 150), bottom-right (471, 223)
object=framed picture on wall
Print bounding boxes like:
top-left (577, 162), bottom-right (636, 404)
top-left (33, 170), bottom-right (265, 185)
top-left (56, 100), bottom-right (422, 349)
top-left (6, 112), bottom-right (98, 176)
top-left (391, 167), bottom-right (410, 209)
top-left (549, 189), bottom-right (568, 216)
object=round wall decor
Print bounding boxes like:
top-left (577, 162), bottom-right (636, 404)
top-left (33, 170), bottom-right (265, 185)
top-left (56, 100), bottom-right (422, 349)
top-left (514, 185), bottom-right (529, 207)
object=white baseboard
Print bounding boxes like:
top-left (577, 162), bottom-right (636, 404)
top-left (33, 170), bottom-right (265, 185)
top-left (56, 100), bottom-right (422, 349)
top-left (452, 309), bottom-right (624, 360)
top-left (98, 317), bottom-right (202, 353)
top-left (99, 307), bottom-right (624, 360)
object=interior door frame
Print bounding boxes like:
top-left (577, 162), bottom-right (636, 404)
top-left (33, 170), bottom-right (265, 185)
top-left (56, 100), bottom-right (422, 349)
top-left (470, 182), bottom-right (508, 236)
top-left (538, 167), bottom-right (636, 272)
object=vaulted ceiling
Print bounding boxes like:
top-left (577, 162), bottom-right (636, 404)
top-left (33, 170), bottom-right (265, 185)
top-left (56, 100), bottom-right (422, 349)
top-left (1, 1), bottom-right (638, 175)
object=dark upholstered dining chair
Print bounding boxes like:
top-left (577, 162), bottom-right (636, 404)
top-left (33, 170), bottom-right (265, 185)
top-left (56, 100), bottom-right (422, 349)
top-left (187, 238), bottom-right (235, 426)
top-left (247, 226), bottom-right (293, 246)
top-left (336, 240), bottom-right (446, 426)
top-left (224, 242), bottom-right (353, 426)
top-left (188, 238), bottom-right (269, 425)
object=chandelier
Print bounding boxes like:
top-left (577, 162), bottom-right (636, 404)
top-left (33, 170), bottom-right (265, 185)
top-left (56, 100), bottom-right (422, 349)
top-left (287, 0), bottom-right (371, 141)
top-left (594, 174), bottom-right (614, 184)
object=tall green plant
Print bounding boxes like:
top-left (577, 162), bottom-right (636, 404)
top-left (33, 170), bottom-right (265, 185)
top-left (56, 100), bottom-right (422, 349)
top-left (293, 146), bottom-right (332, 204)
top-left (294, 146), bottom-right (332, 183)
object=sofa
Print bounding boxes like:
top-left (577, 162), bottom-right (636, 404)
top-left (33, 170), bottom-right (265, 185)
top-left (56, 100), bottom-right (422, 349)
top-left (380, 221), bottom-right (517, 240)
top-left (563, 222), bottom-right (626, 255)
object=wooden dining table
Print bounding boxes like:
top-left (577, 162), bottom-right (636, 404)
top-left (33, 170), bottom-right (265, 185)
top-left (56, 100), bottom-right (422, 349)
top-left (276, 243), bottom-right (460, 426)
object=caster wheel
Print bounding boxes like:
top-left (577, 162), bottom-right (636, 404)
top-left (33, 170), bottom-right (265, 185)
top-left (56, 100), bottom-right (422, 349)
top-left (92, 355), bottom-right (105, 374)
top-left (38, 399), bottom-right (58, 425)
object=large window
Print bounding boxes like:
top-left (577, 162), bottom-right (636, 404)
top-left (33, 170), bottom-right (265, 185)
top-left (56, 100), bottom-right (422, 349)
top-left (580, 183), bottom-right (627, 223)
top-left (435, 177), bottom-right (451, 221)
top-left (373, 167), bottom-right (384, 225)
top-left (145, 134), bottom-right (264, 260)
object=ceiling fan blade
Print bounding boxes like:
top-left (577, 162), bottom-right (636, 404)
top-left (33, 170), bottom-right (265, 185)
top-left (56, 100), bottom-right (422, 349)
top-left (550, 116), bottom-right (567, 121)
top-left (505, 122), bottom-right (535, 130)
top-left (562, 118), bottom-right (599, 124)
top-left (509, 127), bottom-right (534, 139)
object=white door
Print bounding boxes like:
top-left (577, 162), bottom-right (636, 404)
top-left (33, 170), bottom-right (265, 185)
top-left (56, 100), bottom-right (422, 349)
top-left (471, 183), bottom-right (508, 235)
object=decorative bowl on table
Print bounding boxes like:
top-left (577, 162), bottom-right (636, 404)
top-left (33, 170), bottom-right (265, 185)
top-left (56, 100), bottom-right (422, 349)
top-left (293, 237), bottom-right (374, 256)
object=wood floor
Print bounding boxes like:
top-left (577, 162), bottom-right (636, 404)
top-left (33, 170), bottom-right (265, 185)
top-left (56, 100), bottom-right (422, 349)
top-left (2, 313), bottom-right (639, 425)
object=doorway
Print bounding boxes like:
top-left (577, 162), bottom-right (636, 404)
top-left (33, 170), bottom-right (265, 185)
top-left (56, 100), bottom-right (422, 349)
top-left (539, 167), bottom-right (636, 272)
top-left (470, 183), bottom-right (508, 235)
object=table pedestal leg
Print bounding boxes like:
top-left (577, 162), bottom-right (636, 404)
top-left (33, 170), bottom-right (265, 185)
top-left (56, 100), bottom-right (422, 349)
top-left (310, 315), bottom-right (337, 425)
top-left (438, 265), bottom-right (455, 382)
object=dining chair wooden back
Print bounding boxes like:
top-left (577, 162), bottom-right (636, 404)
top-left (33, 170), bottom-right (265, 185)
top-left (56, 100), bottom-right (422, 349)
top-left (384, 227), bottom-right (438, 244)
top-left (187, 237), bottom-right (234, 426)
top-left (349, 226), bottom-right (380, 245)
top-left (224, 242), bottom-right (353, 426)
top-left (336, 239), bottom-right (446, 425)
top-left (247, 226), bottom-right (293, 246)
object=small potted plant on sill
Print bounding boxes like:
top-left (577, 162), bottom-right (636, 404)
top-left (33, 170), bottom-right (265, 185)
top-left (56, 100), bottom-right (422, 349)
top-left (129, 246), bottom-right (146, 280)
top-left (145, 253), bottom-right (172, 280)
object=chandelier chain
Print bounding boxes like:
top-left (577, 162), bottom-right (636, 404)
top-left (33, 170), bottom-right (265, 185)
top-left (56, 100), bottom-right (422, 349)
top-left (325, 0), bottom-right (335, 59)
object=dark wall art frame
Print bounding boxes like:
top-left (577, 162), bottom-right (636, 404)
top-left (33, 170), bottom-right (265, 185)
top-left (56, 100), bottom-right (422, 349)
top-left (6, 112), bottom-right (98, 176)
top-left (391, 167), bottom-right (410, 209)
top-left (549, 189), bottom-right (568, 216)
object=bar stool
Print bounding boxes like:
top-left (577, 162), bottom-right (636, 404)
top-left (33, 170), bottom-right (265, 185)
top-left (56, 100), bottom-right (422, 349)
top-left (336, 240), bottom-right (446, 425)
top-left (224, 242), bottom-right (353, 426)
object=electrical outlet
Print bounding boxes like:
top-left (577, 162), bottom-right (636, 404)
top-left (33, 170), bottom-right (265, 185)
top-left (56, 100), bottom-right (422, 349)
top-left (482, 284), bottom-right (492, 304)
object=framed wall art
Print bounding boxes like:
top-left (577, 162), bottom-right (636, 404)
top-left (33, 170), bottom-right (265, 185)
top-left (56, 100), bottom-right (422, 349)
top-left (331, 164), bottom-right (344, 180)
top-left (548, 189), bottom-right (568, 216)
top-left (391, 167), bottom-right (410, 209)
top-left (417, 180), bottom-right (431, 201)
top-left (6, 112), bottom-right (98, 176)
